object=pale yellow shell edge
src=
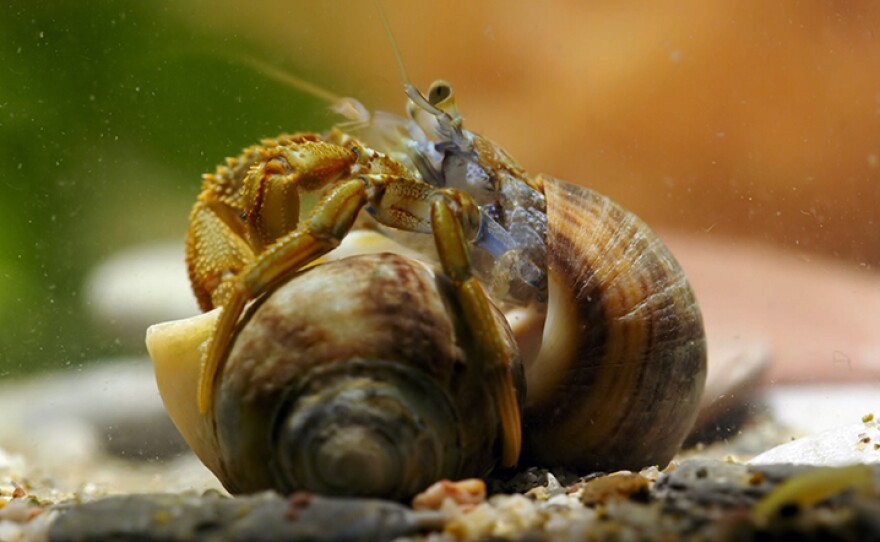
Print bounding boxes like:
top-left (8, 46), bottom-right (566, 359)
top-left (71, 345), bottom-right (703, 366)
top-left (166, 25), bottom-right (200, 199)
top-left (145, 309), bottom-right (221, 475)
top-left (318, 229), bottom-right (425, 263)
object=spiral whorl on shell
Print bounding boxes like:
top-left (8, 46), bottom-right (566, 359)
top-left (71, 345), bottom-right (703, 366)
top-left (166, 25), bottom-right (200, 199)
top-left (208, 252), bottom-right (523, 499)
top-left (521, 178), bottom-right (707, 471)
top-left (264, 358), bottom-right (460, 499)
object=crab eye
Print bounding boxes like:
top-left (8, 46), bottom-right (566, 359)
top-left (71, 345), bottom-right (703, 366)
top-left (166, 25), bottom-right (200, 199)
top-left (428, 81), bottom-right (453, 106)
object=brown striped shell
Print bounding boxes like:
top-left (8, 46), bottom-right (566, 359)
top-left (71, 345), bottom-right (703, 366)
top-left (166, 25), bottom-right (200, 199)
top-left (518, 177), bottom-right (706, 471)
top-left (364, 96), bottom-right (708, 472)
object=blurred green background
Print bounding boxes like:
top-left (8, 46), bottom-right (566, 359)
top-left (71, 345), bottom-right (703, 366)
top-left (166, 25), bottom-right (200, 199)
top-left (0, 2), bottom-right (340, 375)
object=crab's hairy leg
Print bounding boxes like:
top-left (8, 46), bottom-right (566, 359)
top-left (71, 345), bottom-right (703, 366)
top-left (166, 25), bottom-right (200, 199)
top-left (186, 200), bottom-right (256, 311)
top-left (361, 173), bottom-right (439, 233)
top-left (187, 136), bottom-right (352, 307)
top-left (242, 142), bottom-right (357, 251)
top-left (241, 160), bottom-right (302, 253)
top-left (196, 178), bottom-right (369, 414)
top-left (357, 171), bottom-right (523, 464)
top-left (431, 196), bottom-right (523, 468)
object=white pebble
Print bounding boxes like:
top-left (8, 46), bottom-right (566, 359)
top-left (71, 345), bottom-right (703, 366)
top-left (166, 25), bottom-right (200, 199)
top-left (749, 422), bottom-right (880, 466)
top-left (0, 502), bottom-right (32, 523)
top-left (0, 520), bottom-right (23, 542)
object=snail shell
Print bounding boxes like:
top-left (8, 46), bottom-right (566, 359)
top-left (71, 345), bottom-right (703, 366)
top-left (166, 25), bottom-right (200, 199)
top-left (375, 102), bottom-right (708, 471)
top-left (517, 177), bottom-right (707, 471)
top-left (147, 250), bottom-right (523, 500)
top-left (367, 90), bottom-right (706, 472)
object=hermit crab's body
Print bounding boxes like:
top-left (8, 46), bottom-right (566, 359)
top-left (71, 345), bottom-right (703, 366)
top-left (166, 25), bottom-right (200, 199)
top-left (146, 76), bottom-right (706, 499)
top-left (356, 82), bottom-right (707, 470)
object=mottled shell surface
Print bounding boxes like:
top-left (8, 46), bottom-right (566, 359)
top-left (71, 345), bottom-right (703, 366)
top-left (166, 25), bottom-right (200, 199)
top-left (150, 251), bottom-right (523, 500)
top-left (520, 177), bottom-right (707, 471)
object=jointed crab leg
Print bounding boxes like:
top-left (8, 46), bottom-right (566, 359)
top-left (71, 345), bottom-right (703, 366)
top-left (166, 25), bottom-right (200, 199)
top-left (187, 138), bottom-right (357, 312)
top-left (187, 200), bottom-right (256, 311)
top-left (192, 130), bottom-right (525, 470)
top-left (197, 179), bottom-right (369, 414)
top-left (431, 196), bottom-right (523, 467)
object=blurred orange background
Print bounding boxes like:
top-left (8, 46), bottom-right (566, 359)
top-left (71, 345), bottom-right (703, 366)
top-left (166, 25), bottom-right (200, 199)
top-left (187, 1), bottom-right (880, 266)
top-left (179, 2), bottom-right (880, 384)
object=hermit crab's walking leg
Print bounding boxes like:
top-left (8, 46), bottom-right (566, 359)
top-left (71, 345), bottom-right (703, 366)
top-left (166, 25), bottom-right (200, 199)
top-left (186, 134), bottom-right (329, 312)
top-left (431, 194), bottom-right (523, 467)
top-left (186, 200), bottom-right (256, 311)
top-left (197, 178), bottom-right (369, 414)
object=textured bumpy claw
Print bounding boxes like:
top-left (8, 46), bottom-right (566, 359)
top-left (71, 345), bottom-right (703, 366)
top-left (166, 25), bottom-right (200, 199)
top-left (196, 178), bottom-right (369, 414)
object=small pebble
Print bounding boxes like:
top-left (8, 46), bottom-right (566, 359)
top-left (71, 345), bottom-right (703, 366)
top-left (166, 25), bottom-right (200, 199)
top-left (412, 479), bottom-right (486, 511)
top-left (580, 472), bottom-right (650, 507)
top-left (749, 422), bottom-right (880, 466)
top-left (0, 520), bottom-right (24, 542)
top-left (0, 501), bottom-right (33, 523)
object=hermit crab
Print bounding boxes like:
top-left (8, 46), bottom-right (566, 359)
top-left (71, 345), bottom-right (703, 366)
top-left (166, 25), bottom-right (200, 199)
top-left (146, 67), bottom-right (706, 499)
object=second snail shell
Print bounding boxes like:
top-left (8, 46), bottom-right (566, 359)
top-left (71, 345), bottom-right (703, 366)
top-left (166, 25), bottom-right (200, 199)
top-left (518, 178), bottom-right (706, 471)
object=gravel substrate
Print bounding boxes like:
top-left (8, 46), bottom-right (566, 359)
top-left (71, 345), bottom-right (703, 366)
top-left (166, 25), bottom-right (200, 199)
top-left (27, 460), bottom-right (880, 541)
top-left (1, 359), bottom-right (878, 541)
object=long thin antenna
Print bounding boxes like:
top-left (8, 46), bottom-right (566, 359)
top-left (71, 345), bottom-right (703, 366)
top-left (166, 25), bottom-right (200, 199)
top-left (375, 1), bottom-right (447, 118)
top-left (376, 1), bottom-right (411, 89)
top-left (376, 2), bottom-right (468, 149)
top-left (230, 53), bottom-right (343, 105)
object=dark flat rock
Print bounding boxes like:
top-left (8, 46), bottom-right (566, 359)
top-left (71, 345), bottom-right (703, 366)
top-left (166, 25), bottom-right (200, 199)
top-left (48, 491), bottom-right (434, 542)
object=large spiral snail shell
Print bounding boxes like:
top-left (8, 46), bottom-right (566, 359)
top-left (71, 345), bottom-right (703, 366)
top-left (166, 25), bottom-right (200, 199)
top-left (147, 249), bottom-right (523, 500)
top-left (389, 81), bottom-right (707, 472)
top-left (366, 82), bottom-right (706, 474)
top-left (517, 177), bottom-right (707, 471)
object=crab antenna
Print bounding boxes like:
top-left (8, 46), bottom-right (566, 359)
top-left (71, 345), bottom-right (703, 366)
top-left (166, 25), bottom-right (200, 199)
top-left (376, 2), bottom-right (410, 89)
top-left (376, 1), bottom-right (468, 150)
top-left (376, 1), bottom-right (445, 118)
top-left (231, 53), bottom-right (343, 105)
